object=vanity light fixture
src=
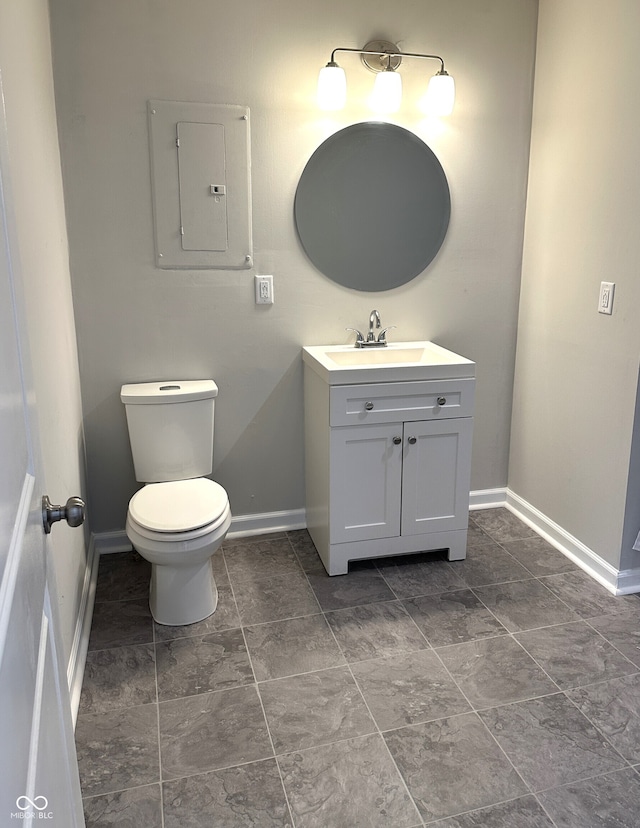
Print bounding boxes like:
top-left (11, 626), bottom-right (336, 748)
top-left (317, 40), bottom-right (455, 116)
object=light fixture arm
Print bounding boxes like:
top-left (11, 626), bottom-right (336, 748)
top-left (328, 46), bottom-right (446, 75)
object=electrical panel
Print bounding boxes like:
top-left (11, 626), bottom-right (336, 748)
top-left (148, 100), bottom-right (252, 269)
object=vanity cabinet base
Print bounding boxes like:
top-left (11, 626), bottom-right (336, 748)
top-left (303, 361), bottom-right (475, 578)
top-left (309, 528), bottom-right (468, 576)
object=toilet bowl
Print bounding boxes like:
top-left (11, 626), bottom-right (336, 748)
top-left (121, 380), bottom-right (232, 627)
top-left (125, 478), bottom-right (231, 625)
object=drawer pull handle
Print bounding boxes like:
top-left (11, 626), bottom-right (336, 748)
top-left (364, 401), bottom-right (374, 411)
top-left (407, 436), bottom-right (417, 445)
top-left (392, 436), bottom-right (402, 445)
top-left (437, 396), bottom-right (447, 406)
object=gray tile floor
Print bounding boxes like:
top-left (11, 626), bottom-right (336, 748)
top-left (76, 508), bottom-right (640, 827)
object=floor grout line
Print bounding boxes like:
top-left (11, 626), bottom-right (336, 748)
top-left (151, 625), bottom-right (166, 828)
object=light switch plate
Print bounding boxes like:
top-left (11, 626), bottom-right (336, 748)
top-left (598, 281), bottom-right (615, 315)
top-left (255, 275), bottom-right (274, 304)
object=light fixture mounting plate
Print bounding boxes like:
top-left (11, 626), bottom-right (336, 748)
top-left (361, 40), bottom-right (402, 73)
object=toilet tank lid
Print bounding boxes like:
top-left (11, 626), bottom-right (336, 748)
top-left (121, 380), bottom-right (218, 405)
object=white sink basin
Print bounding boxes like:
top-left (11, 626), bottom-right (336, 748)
top-left (326, 347), bottom-right (427, 366)
top-left (302, 341), bottom-right (475, 384)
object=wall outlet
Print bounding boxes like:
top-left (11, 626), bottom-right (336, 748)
top-left (598, 281), bottom-right (615, 315)
top-left (255, 275), bottom-right (274, 305)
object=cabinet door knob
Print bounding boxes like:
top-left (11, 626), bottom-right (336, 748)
top-left (364, 401), bottom-right (374, 411)
top-left (437, 396), bottom-right (447, 406)
top-left (407, 436), bottom-right (417, 444)
top-left (392, 436), bottom-right (402, 445)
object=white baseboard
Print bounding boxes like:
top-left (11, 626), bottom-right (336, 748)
top-left (505, 489), bottom-right (640, 596)
top-left (67, 534), bottom-right (100, 726)
top-left (94, 508), bottom-right (308, 556)
top-left (93, 530), bottom-right (132, 555)
top-left (227, 508), bottom-right (307, 538)
top-left (90, 495), bottom-right (640, 597)
top-left (469, 488), bottom-right (507, 510)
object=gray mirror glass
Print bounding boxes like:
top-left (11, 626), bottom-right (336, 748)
top-left (295, 122), bottom-right (450, 291)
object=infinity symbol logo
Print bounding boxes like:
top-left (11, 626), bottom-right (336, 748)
top-left (16, 796), bottom-right (49, 811)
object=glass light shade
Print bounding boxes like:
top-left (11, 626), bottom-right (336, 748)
top-left (317, 63), bottom-right (347, 110)
top-left (422, 71), bottom-right (455, 116)
top-left (370, 68), bottom-right (402, 114)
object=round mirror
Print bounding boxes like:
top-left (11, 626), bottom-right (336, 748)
top-left (294, 122), bottom-right (450, 291)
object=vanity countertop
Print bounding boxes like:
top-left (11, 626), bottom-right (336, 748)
top-left (302, 341), bottom-right (475, 385)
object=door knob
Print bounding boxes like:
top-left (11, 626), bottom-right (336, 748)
top-left (392, 436), bottom-right (402, 444)
top-left (407, 436), bottom-right (417, 444)
top-left (42, 495), bottom-right (86, 534)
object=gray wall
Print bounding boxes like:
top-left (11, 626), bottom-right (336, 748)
top-left (510, 0), bottom-right (640, 569)
top-left (50, 0), bottom-right (538, 533)
top-left (0, 0), bottom-right (87, 662)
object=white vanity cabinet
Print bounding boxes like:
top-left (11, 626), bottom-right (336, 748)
top-left (304, 364), bottom-right (475, 576)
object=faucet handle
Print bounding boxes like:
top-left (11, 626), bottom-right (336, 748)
top-left (345, 327), bottom-right (365, 347)
top-left (377, 325), bottom-right (396, 343)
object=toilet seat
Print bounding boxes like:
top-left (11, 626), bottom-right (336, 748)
top-left (129, 478), bottom-right (229, 535)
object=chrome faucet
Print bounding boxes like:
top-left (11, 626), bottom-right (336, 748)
top-left (368, 310), bottom-right (381, 342)
top-left (346, 310), bottom-right (396, 348)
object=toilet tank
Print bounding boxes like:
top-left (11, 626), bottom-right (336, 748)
top-left (120, 380), bottom-right (218, 483)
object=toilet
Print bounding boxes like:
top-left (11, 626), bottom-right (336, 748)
top-left (121, 380), bottom-right (232, 626)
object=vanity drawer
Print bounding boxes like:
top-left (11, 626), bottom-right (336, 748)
top-left (329, 378), bottom-right (475, 426)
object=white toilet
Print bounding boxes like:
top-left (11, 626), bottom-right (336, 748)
top-left (121, 380), bottom-right (232, 626)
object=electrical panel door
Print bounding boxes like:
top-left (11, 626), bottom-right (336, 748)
top-left (148, 100), bottom-right (252, 269)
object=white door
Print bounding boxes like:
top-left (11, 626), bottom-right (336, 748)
top-left (0, 72), bottom-right (85, 826)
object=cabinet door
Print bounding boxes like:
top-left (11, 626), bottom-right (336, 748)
top-left (330, 423), bottom-right (402, 543)
top-left (401, 418), bottom-right (473, 536)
